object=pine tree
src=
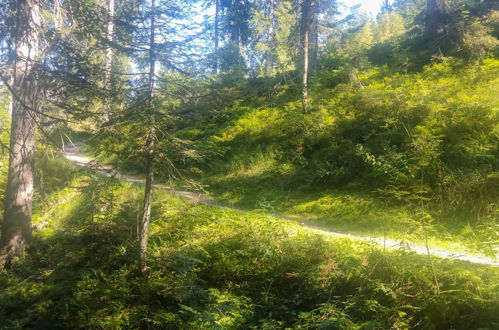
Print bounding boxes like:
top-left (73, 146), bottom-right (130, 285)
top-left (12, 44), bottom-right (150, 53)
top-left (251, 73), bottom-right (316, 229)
top-left (103, 0), bottom-right (116, 122)
top-left (299, 0), bottom-right (337, 112)
top-left (273, 1), bottom-right (296, 73)
top-left (300, 0), bottom-right (318, 113)
top-left (213, 0), bottom-right (220, 73)
top-left (426, 0), bottom-right (446, 38)
top-left (220, 0), bottom-right (252, 69)
top-left (138, 0), bottom-right (157, 274)
top-left (120, 0), bottom-right (202, 273)
top-left (1, 0), bottom-right (42, 269)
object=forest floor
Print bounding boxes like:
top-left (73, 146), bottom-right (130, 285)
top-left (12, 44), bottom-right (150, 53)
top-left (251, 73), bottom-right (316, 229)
top-left (62, 143), bottom-right (498, 267)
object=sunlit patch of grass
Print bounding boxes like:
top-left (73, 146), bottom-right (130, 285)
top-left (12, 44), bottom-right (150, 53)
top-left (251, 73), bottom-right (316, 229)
top-left (204, 179), bottom-right (498, 259)
top-left (2, 154), bottom-right (497, 328)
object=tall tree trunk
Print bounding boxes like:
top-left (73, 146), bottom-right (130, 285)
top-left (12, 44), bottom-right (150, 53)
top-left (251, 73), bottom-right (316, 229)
top-left (426, 0), bottom-right (445, 38)
top-left (301, 27), bottom-right (309, 114)
top-left (308, 0), bottom-right (319, 77)
top-left (300, 0), bottom-right (311, 113)
top-left (1, 0), bottom-right (41, 269)
top-left (300, 0), bottom-right (319, 112)
top-left (139, 140), bottom-right (154, 273)
top-left (103, 0), bottom-right (115, 122)
top-left (231, 22), bottom-right (240, 46)
top-left (138, 0), bottom-right (156, 274)
top-left (232, 26), bottom-right (245, 66)
top-left (213, 0), bottom-right (219, 73)
top-left (264, 0), bottom-right (275, 76)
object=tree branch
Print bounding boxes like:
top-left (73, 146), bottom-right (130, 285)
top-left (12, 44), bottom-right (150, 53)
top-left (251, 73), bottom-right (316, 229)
top-left (0, 71), bottom-right (75, 123)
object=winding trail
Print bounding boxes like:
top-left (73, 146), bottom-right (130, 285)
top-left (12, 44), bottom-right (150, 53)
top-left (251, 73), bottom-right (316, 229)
top-left (63, 143), bottom-right (498, 267)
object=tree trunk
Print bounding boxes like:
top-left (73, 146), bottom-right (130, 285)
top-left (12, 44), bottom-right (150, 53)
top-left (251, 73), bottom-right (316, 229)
top-left (231, 21), bottom-right (240, 46)
top-left (264, 0), bottom-right (275, 77)
top-left (301, 28), bottom-right (309, 114)
top-left (138, 0), bottom-right (156, 274)
top-left (213, 0), bottom-right (219, 73)
top-left (103, 0), bottom-right (115, 122)
top-left (1, 0), bottom-right (41, 269)
top-left (138, 141), bottom-right (154, 273)
top-left (308, 0), bottom-right (319, 77)
top-left (301, 0), bottom-right (311, 113)
top-left (426, 0), bottom-right (445, 38)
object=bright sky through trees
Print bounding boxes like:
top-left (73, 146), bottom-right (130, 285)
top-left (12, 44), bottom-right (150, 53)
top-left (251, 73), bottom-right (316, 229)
top-left (342, 0), bottom-right (384, 16)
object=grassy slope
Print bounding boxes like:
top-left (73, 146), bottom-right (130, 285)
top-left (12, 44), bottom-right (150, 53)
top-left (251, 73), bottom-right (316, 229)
top-left (186, 59), bottom-right (499, 257)
top-left (0, 156), bottom-right (498, 329)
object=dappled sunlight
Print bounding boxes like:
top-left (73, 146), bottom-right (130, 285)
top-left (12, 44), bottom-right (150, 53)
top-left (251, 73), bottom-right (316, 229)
top-left (1, 153), bottom-right (498, 328)
top-left (1, 0), bottom-right (498, 327)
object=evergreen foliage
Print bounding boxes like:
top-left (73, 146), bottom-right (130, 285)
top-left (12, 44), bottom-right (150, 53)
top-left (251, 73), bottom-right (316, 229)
top-left (170, 59), bottom-right (498, 246)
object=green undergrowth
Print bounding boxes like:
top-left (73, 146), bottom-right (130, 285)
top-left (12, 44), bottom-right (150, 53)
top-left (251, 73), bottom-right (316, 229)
top-left (85, 59), bottom-right (499, 258)
top-left (182, 59), bottom-right (499, 258)
top-left (1, 157), bottom-right (498, 329)
top-left (205, 178), bottom-right (498, 258)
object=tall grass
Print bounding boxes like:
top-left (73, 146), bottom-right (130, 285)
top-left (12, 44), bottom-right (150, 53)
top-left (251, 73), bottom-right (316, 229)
top-left (0, 156), bottom-right (498, 328)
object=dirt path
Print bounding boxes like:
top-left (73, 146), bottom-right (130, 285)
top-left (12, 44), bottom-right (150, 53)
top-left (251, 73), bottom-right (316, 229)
top-left (62, 143), bottom-right (498, 266)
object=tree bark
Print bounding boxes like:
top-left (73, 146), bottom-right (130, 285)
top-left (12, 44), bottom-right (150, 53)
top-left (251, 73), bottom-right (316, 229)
top-left (308, 0), bottom-right (319, 77)
top-left (213, 0), bottom-right (219, 73)
top-left (138, 0), bottom-right (156, 274)
top-left (103, 0), bottom-right (115, 122)
top-left (1, 0), bottom-right (41, 269)
top-left (301, 27), bottom-right (309, 114)
top-left (138, 141), bottom-right (154, 273)
top-left (426, 0), bottom-right (445, 38)
top-left (300, 0), bottom-right (319, 113)
top-left (264, 0), bottom-right (275, 77)
top-left (301, 0), bottom-right (313, 113)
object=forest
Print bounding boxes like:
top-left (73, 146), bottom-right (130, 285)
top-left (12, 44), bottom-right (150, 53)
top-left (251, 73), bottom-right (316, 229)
top-left (0, 0), bottom-right (498, 328)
